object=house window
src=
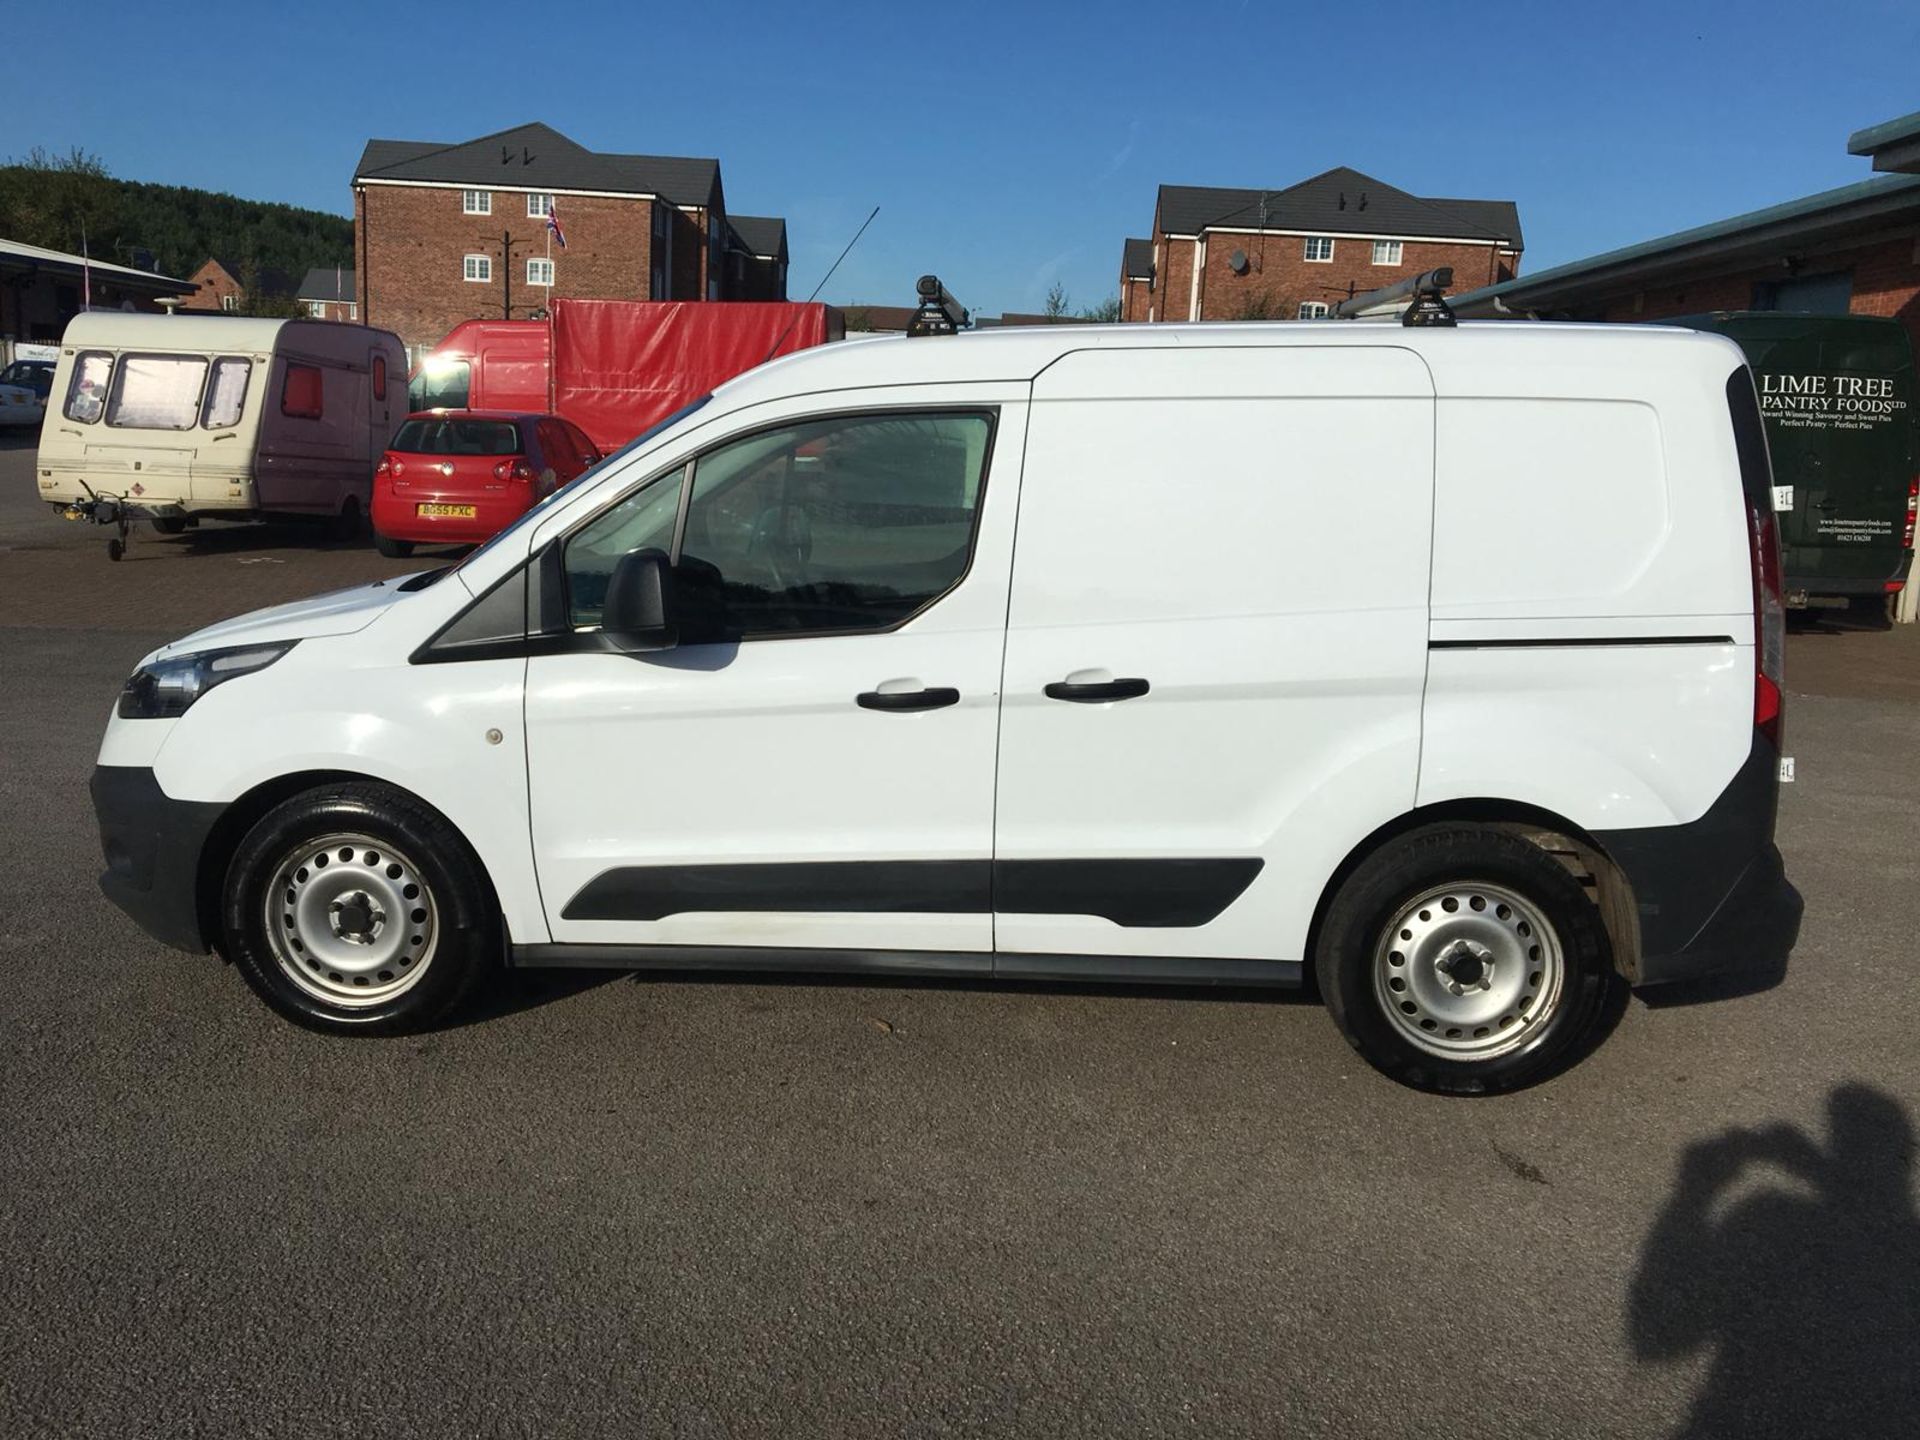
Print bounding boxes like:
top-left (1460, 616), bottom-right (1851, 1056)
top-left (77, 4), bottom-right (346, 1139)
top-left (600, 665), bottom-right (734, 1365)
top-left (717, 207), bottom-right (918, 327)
top-left (463, 190), bottom-right (491, 215)
top-left (528, 193), bottom-right (553, 218)
top-left (1303, 237), bottom-right (1335, 262)
top-left (348, 303), bottom-right (358, 321)
top-left (528, 257), bottom-right (554, 287)
top-left (1371, 240), bottom-right (1403, 266)
top-left (1297, 302), bottom-right (1330, 319)
top-left (464, 254), bottom-right (492, 283)
top-left (220, 294), bottom-right (237, 313)
top-left (307, 300), bottom-right (328, 319)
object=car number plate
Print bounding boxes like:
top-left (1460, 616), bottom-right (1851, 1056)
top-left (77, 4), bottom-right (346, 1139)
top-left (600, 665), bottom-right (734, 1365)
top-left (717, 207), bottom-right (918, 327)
top-left (417, 503), bottom-right (477, 518)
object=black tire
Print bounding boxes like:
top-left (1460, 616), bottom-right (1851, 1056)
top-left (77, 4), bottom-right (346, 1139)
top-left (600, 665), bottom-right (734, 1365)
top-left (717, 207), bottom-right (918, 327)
top-left (373, 532), bottom-right (414, 559)
top-left (220, 781), bottom-right (498, 1034)
top-left (105, 538), bottom-right (124, 562)
top-left (151, 517), bottom-right (187, 535)
top-left (1315, 826), bottom-right (1615, 1095)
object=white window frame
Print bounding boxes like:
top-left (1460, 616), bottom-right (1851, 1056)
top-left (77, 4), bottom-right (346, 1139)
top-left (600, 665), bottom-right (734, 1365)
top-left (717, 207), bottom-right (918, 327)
top-left (462, 189), bottom-right (491, 215)
top-left (306, 300), bottom-right (328, 319)
top-left (219, 294), bottom-right (237, 313)
top-left (527, 257), bottom-right (554, 287)
top-left (1297, 302), bottom-right (1330, 319)
top-left (528, 193), bottom-right (553, 218)
top-left (463, 254), bottom-right (492, 284)
top-left (1371, 240), bottom-right (1403, 266)
top-left (1303, 236), bottom-right (1335, 263)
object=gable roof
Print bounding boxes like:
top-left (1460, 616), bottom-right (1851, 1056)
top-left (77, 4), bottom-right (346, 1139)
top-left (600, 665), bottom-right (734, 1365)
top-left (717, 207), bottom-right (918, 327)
top-left (298, 267), bottom-right (356, 303)
top-left (728, 215), bottom-right (787, 258)
top-left (354, 121), bottom-right (720, 207)
top-left (1121, 237), bottom-right (1154, 280)
top-left (1155, 167), bottom-right (1522, 248)
top-left (212, 257), bottom-right (298, 296)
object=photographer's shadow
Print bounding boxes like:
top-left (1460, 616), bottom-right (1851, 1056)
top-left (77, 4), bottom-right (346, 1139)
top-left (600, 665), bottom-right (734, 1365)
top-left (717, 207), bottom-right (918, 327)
top-left (1628, 1084), bottom-right (1920, 1439)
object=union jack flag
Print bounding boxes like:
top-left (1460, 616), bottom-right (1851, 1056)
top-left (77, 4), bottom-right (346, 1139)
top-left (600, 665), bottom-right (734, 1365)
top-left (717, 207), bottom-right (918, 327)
top-left (546, 200), bottom-right (568, 250)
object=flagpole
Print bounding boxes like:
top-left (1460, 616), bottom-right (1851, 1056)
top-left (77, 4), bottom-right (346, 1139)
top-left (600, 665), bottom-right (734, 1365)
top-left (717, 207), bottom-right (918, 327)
top-left (545, 205), bottom-right (555, 413)
top-left (82, 222), bottom-right (92, 311)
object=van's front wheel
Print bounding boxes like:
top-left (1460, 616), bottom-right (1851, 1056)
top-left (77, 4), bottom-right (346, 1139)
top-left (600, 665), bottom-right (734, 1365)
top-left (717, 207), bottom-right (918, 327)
top-left (220, 782), bottom-right (497, 1034)
top-left (1315, 827), bottom-right (1614, 1094)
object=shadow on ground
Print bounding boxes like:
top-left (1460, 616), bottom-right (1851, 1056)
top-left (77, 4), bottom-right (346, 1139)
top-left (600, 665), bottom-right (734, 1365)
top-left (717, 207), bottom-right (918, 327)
top-left (1630, 1083), bottom-right (1920, 1439)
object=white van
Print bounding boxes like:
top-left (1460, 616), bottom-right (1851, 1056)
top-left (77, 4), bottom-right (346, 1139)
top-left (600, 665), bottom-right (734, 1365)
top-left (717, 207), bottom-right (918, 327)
top-left (86, 319), bottom-right (1800, 1093)
top-left (37, 313), bottom-right (407, 557)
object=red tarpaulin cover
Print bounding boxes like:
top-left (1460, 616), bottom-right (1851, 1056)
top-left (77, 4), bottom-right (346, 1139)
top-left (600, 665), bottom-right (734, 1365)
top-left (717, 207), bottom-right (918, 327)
top-left (550, 300), bottom-right (833, 453)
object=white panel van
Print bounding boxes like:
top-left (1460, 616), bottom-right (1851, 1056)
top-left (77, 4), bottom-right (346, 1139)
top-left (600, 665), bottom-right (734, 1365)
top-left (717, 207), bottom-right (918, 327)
top-left (37, 313), bottom-right (408, 557)
top-left (85, 320), bottom-right (1800, 1093)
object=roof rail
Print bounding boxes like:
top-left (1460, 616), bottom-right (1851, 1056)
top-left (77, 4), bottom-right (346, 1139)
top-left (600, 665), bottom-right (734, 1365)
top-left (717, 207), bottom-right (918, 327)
top-left (1334, 266), bottom-right (1456, 327)
top-left (908, 275), bottom-right (969, 337)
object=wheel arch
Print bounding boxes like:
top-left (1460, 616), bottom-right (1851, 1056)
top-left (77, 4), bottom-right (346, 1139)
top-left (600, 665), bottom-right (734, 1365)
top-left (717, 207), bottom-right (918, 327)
top-left (1304, 798), bottom-right (1643, 984)
top-left (195, 768), bottom-right (502, 956)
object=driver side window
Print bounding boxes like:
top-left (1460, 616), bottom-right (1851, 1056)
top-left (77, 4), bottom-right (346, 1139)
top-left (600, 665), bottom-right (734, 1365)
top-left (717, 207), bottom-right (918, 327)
top-left (564, 411), bottom-right (994, 638)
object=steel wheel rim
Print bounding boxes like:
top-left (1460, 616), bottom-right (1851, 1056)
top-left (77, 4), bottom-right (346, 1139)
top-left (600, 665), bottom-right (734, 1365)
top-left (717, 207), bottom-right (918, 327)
top-left (263, 832), bottom-right (438, 1008)
top-left (1371, 880), bottom-right (1565, 1061)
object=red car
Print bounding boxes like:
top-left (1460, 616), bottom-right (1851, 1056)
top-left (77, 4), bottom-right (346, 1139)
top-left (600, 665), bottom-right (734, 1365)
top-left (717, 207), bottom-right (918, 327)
top-left (370, 410), bottom-right (602, 557)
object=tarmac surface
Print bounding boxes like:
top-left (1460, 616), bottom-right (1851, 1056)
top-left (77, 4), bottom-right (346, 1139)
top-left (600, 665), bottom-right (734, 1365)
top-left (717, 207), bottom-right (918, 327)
top-left (3, 431), bottom-right (1917, 1438)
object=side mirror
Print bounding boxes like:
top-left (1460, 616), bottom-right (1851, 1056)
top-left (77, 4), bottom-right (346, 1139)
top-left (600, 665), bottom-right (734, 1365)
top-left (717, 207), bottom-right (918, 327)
top-left (602, 547), bottom-right (677, 652)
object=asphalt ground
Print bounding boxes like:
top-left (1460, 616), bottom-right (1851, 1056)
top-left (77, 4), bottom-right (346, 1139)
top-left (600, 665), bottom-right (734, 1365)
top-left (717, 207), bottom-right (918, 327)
top-left (2, 431), bottom-right (1916, 1438)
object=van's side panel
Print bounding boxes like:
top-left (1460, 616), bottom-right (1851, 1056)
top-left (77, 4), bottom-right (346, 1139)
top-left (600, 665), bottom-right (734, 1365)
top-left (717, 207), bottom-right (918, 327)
top-left (1418, 331), bottom-right (1754, 830)
top-left (993, 346), bottom-right (1434, 964)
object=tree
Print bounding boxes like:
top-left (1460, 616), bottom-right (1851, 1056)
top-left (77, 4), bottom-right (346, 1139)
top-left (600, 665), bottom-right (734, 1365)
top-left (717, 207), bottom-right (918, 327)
top-left (0, 146), bottom-right (120, 257)
top-left (1078, 294), bottom-right (1122, 323)
top-left (1044, 281), bottom-right (1070, 319)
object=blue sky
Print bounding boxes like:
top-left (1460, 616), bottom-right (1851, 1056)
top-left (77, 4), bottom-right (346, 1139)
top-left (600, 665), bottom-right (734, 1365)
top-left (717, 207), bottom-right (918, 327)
top-left (12, 0), bottom-right (1918, 314)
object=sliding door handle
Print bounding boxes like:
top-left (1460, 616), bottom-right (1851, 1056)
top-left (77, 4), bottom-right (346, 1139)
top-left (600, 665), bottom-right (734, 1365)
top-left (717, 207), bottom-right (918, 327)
top-left (1045, 677), bottom-right (1150, 703)
top-left (857, 686), bottom-right (960, 712)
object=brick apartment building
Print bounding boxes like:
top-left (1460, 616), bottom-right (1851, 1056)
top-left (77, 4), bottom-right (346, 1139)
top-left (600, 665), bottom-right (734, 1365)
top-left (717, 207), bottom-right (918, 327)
top-left (352, 121), bottom-right (787, 358)
top-left (1119, 167), bottom-right (1522, 323)
top-left (1453, 112), bottom-right (1920, 358)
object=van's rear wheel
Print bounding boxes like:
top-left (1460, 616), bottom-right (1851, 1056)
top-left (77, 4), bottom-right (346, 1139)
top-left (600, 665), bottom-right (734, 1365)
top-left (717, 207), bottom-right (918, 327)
top-left (373, 533), bottom-right (414, 559)
top-left (220, 782), bottom-right (497, 1034)
top-left (1315, 827), bottom-right (1614, 1094)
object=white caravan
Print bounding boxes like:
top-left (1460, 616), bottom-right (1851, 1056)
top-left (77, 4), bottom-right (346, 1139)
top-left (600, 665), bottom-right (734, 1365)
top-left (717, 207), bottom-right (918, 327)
top-left (37, 313), bottom-right (407, 557)
top-left (86, 314), bottom-right (1799, 1093)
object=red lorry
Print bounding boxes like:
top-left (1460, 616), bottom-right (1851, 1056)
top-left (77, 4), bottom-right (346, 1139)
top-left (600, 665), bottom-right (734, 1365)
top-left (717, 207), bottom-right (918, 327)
top-left (408, 299), bottom-right (843, 453)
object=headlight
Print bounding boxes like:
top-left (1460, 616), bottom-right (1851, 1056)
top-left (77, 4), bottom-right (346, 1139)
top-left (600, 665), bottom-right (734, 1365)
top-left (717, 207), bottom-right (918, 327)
top-left (117, 642), bottom-right (297, 719)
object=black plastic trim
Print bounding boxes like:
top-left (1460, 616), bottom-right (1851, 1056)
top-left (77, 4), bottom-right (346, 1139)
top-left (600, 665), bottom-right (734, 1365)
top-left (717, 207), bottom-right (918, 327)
top-left (90, 765), bottom-right (226, 954)
top-left (510, 942), bottom-right (1301, 987)
top-left (1429, 635), bottom-right (1736, 651)
top-left (561, 857), bottom-right (1264, 928)
top-left (1595, 731), bottom-right (1800, 986)
top-left (1044, 677), bottom-right (1151, 702)
top-left (856, 687), bottom-right (960, 711)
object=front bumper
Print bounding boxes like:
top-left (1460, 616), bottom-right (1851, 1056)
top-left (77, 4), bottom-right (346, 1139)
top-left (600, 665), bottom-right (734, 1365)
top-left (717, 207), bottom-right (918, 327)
top-left (90, 765), bottom-right (226, 953)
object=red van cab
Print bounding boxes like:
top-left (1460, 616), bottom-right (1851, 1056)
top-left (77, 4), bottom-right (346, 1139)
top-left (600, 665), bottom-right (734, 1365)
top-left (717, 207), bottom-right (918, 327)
top-left (370, 410), bottom-right (601, 557)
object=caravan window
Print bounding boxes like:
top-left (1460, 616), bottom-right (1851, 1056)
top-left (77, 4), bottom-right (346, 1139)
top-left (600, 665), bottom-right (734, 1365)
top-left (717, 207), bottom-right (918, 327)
top-left (106, 354), bottom-right (209, 430)
top-left (201, 357), bottom-right (252, 429)
top-left (64, 352), bottom-right (114, 423)
top-left (281, 363), bottom-right (323, 420)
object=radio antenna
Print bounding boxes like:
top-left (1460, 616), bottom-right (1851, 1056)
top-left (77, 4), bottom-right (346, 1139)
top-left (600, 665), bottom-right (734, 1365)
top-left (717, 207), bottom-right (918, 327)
top-left (762, 205), bottom-right (879, 363)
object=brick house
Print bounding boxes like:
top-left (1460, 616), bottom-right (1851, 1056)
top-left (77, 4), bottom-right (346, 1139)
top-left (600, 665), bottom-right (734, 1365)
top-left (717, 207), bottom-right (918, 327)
top-left (180, 257), bottom-right (297, 313)
top-left (297, 267), bottom-right (358, 322)
top-left (1453, 112), bottom-right (1920, 359)
top-left (1119, 167), bottom-right (1522, 322)
top-left (725, 216), bottom-right (789, 302)
top-left (351, 121), bottom-right (787, 359)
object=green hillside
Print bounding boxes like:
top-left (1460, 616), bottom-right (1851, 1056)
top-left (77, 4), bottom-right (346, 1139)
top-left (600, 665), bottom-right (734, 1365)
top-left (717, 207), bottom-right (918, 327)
top-left (0, 148), bottom-right (351, 304)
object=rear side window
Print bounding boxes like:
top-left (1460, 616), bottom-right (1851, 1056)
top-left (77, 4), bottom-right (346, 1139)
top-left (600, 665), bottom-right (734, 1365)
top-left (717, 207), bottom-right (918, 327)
top-left (282, 363), bottom-right (323, 420)
top-left (107, 354), bottom-right (209, 430)
top-left (201, 357), bottom-right (251, 429)
top-left (1725, 367), bottom-right (1776, 511)
top-left (64, 351), bottom-right (113, 423)
top-left (372, 354), bottom-right (388, 395)
top-left (390, 417), bottom-right (522, 455)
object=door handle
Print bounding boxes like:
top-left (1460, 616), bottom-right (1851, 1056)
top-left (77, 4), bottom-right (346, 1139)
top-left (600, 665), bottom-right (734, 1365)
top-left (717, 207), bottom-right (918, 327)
top-left (857, 686), bottom-right (960, 712)
top-left (1045, 677), bottom-right (1150, 703)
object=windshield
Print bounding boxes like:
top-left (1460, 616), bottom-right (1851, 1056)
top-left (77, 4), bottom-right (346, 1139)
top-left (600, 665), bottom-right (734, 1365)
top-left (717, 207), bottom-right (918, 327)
top-left (409, 358), bottom-right (471, 410)
top-left (391, 417), bottom-right (522, 455)
top-left (451, 394), bottom-right (712, 575)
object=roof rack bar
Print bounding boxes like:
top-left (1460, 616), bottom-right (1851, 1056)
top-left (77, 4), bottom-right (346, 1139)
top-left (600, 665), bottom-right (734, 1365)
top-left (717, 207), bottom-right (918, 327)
top-left (1333, 266), bottom-right (1456, 327)
top-left (908, 275), bottom-right (968, 337)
